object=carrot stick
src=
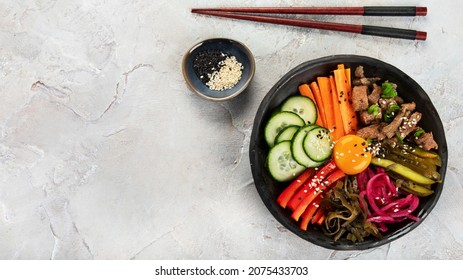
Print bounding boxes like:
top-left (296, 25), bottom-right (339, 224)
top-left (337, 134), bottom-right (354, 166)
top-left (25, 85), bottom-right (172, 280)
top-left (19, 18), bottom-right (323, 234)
top-left (298, 83), bottom-right (315, 99)
top-left (334, 65), bottom-right (358, 134)
top-left (309, 81), bottom-right (327, 128)
top-left (298, 84), bottom-right (323, 126)
top-left (345, 67), bottom-right (358, 133)
top-left (338, 64), bottom-right (352, 91)
top-left (345, 68), bottom-right (352, 91)
top-left (329, 75), bottom-right (345, 141)
top-left (317, 77), bottom-right (335, 137)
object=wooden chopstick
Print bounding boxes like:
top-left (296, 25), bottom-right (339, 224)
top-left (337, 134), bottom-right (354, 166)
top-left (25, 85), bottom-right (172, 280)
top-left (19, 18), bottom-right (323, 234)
top-left (192, 10), bottom-right (427, 41)
top-left (192, 6), bottom-right (427, 16)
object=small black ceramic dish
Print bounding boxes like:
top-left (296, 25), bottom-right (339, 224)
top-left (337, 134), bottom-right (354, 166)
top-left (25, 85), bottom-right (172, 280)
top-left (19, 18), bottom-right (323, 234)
top-left (249, 55), bottom-right (448, 250)
top-left (182, 38), bottom-right (255, 101)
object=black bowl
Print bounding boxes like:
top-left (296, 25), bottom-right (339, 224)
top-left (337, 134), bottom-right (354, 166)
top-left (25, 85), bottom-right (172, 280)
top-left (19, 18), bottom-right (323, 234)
top-left (249, 55), bottom-right (448, 250)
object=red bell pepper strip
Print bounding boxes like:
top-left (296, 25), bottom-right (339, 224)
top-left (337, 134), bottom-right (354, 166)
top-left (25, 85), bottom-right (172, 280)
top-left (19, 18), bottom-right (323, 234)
top-left (315, 212), bottom-right (326, 226)
top-left (291, 169), bottom-right (346, 221)
top-left (299, 196), bottom-right (323, 231)
top-left (286, 181), bottom-right (314, 211)
top-left (277, 168), bottom-right (314, 208)
top-left (311, 207), bottom-right (325, 225)
top-left (287, 160), bottom-right (337, 211)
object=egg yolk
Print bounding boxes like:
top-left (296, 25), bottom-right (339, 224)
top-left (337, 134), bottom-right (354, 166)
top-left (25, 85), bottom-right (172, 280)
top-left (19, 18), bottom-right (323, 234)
top-left (333, 135), bottom-right (372, 175)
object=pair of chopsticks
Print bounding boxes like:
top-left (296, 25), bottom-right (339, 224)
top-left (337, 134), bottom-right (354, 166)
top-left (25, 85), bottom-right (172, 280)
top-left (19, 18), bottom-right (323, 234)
top-left (191, 6), bottom-right (427, 41)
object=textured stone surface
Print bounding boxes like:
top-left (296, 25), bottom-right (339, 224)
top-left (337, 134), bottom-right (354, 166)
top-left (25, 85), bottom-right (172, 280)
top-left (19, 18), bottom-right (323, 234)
top-left (0, 0), bottom-right (462, 259)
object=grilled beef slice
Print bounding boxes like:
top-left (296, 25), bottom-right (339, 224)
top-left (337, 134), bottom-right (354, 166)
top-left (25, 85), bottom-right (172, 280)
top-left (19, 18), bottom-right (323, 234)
top-left (414, 132), bottom-right (438, 150)
top-left (352, 85), bottom-right (369, 111)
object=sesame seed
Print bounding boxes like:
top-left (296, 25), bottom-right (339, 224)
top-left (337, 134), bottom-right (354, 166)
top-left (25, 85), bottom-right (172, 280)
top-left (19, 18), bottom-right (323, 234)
top-left (205, 56), bottom-right (244, 90)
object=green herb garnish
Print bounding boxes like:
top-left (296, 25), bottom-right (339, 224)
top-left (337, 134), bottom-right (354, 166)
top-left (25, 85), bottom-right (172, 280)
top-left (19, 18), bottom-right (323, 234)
top-left (414, 129), bottom-right (425, 138)
top-left (381, 82), bottom-right (398, 99)
top-left (388, 104), bottom-right (400, 111)
top-left (395, 132), bottom-right (404, 144)
top-left (367, 104), bottom-right (380, 115)
top-left (383, 103), bottom-right (400, 123)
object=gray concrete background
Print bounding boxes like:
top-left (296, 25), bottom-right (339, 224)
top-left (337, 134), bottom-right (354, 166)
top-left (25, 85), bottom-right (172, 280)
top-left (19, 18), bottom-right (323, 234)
top-left (1, 0), bottom-right (462, 259)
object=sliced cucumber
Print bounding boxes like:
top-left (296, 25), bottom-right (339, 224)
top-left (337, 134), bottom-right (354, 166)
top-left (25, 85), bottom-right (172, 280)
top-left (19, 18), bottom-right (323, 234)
top-left (264, 111), bottom-right (304, 147)
top-left (291, 125), bottom-right (324, 168)
top-left (267, 141), bottom-right (306, 182)
top-left (281, 95), bottom-right (318, 125)
top-left (303, 127), bottom-right (333, 162)
top-left (274, 125), bottom-right (299, 145)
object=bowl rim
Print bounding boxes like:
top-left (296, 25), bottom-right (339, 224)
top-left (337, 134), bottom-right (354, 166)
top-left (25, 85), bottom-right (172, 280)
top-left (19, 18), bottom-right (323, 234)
top-left (181, 37), bottom-right (256, 102)
top-left (249, 54), bottom-right (448, 250)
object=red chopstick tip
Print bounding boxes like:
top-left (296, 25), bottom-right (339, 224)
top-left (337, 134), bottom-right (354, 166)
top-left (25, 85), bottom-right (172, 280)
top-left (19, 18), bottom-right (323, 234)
top-left (416, 31), bottom-right (427, 41)
top-left (416, 7), bottom-right (427, 16)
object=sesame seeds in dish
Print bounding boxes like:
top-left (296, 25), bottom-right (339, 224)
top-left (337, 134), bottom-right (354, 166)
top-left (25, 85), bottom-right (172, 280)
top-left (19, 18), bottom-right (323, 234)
top-left (193, 50), bottom-right (244, 91)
